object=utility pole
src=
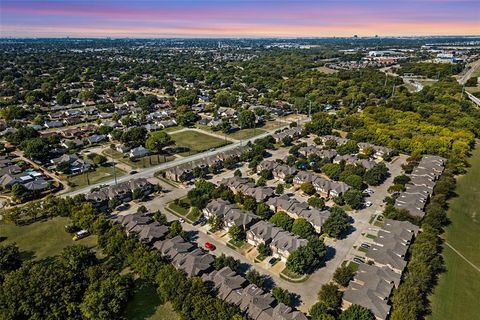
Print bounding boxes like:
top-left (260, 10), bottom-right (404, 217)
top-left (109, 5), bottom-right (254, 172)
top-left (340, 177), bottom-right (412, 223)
top-left (112, 161), bottom-right (117, 185)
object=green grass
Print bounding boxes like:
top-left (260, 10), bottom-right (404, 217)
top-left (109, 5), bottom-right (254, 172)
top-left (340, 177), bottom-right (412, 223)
top-left (103, 149), bottom-right (174, 169)
top-left (228, 128), bottom-right (266, 140)
top-left (124, 281), bottom-right (179, 320)
top-left (227, 239), bottom-right (246, 249)
top-left (427, 145), bottom-right (480, 320)
top-left (280, 268), bottom-right (310, 283)
top-left (170, 130), bottom-right (230, 156)
top-left (167, 202), bottom-right (190, 216)
top-left (0, 217), bottom-right (98, 261)
top-left (186, 209), bottom-right (202, 222)
top-left (162, 126), bottom-right (182, 133)
top-left (66, 165), bottom-right (126, 190)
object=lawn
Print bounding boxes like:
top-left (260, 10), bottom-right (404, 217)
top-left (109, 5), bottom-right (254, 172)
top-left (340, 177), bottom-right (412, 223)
top-left (427, 145), bottom-right (480, 320)
top-left (0, 216), bottom-right (98, 261)
top-left (124, 280), bottom-right (179, 320)
top-left (66, 165), bottom-right (126, 190)
top-left (170, 130), bottom-right (230, 156)
top-left (315, 66), bottom-right (338, 74)
top-left (228, 127), bottom-right (266, 140)
top-left (103, 149), bottom-right (174, 169)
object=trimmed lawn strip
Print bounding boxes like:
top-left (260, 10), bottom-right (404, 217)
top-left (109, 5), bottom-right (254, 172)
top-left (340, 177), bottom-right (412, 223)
top-left (1, 217), bottom-right (98, 261)
top-left (103, 149), bottom-right (174, 169)
top-left (228, 128), bottom-right (266, 140)
top-left (66, 165), bottom-right (126, 191)
top-left (170, 130), bottom-right (230, 157)
top-left (428, 145), bottom-right (480, 320)
top-left (280, 268), bottom-right (310, 283)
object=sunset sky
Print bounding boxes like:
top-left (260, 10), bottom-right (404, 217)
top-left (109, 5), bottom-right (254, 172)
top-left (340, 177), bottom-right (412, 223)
top-left (1, 0), bottom-right (479, 38)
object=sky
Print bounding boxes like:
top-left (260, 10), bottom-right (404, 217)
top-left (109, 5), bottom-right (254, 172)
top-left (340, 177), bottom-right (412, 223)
top-left (1, 0), bottom-right (479, 38)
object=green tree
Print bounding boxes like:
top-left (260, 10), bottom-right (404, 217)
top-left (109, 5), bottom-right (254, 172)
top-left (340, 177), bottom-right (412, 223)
top-left (228, 225), bottom-right (245, 242)
top-left (339, 304), bottom-right (375, 320)
top-left (269, 211), bottom-right (294, 231)
top-left (238, 110), bottom-right (256, 129)
top-left (322, 207), bottom-right (350, 238)
top-left (321, 163), bottom-right (343, 180)
top-left (245, 269), bottom-right (266, 289)
top-left (0, 243), bottom-right (22, 281)
top-left (308, 196), bottom-right (325, 209)
top-left (272, 287), bottom-right (293, 307)
top-left (300, 181), bottom-right (316, 196)
top-left (318, 282), bottom-right (342, 310)
top-left (275, 183), bottom-right (285, 195)
top-left (343, 189), bottom-right (364, 209)
top-left (257, 243), bottom-right (271, 257)
top-left (145, 131), bottom-right (173, 155)
top-left (292, 218), bottom-right (316, 238)
top-left (344, 175), bottom-right (364, 190)
top-left (333, 265), bottom-right (355, 287)
top-left (20, 138), bottom-right (49, 160)
top-left (310, 302), bottom-right (335, 320)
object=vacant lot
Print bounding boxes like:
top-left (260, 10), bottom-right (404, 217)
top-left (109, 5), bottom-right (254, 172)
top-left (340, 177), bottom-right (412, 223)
top-left (66, 165), bottom-right (126, 190)
top-left (103, 149), bottom-right (174, 169)
top-left (229, 127), bottom-right (266, 140)
top-left (170, 130), bottom-right (230, 156)
top-left (1, 216), bottom-right (98, 261)
top-left (124, 281), bottom-right (179, 320)
top-left (428, 145), bottom-right (480, 320)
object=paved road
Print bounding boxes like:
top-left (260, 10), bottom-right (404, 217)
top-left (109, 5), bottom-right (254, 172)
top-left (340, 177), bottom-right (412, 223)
top-left (62, 125), bottom-right (292, 197)
top-left (458, 58), bottom-right (480, 85)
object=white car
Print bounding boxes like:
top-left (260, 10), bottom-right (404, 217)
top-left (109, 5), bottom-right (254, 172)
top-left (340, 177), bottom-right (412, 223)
top-left (366, 189), bottom-right (374, 194)
top-left (365, 201), bottom-right (373, 207)
top-left (179, 218), bottom-right (185, 223)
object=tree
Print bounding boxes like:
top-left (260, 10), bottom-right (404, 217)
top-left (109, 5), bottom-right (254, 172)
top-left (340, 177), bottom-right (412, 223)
top-left (337, 140), bottom-right (359, 156)
top-left (344, 175), bottom-right (364, 190)
top-left (318, 283), bottom-right (342, 310)
top-left (11, 183), bottom-right (27, 202)
top-left (272, 287), bottom-right (293, 307)
top-left (393, 174), bottom-right (411, 185)
top-left (256, 202), bottom-right (272, 220)
top-left (208, 216), bottom-right (223, 232)
top-left (154, 211), bottom-right (168, 224)
top-left (0, 243), bottom-right (22, 281)
top-left (275, 183), bottom-right (285, 195)
top-left (339, 304), bottom-right (375, 320)
top-left (238, 110), bottom-right (256, 129)
top-left (145, 131), bottom-right (173, 155)
top-left (80, 274), bottom-right (133, 320)
top-left (245, 269), bottom-right (266, 289)
top-left (286, 237), bottom-right (326, 274)
top-left (333, 265), bottom-right (355, 287)
top-left (300, 181), bottom-right (316, 196)
top-left (20, 138), bottom-right (49, 160)
top-left (234, 169), bottom-right (242, 177)
top-left (292, 218), bottom-right (316, 238)
top-left (321, 163), bottom-right (343, 180)
top-left (269, 211), bottom-right (294, 231)
top-left (92, 154), bottom-right (107, 165)
top-left (56, 90), bottom-right (71, 105)
top-left (257, 243), bottom-right (271, 257)
top-left (256, 177), bottom-right (267, 187)
top-left (108, 198), bottom-right (122, 210)
top-left (177, 111), bottom-right (200, 126)
top-left (167, 220), bottom-right (185, 239)
top-left (322, 207), bottom-right (350, 238)
top-left (310, 302), bottom-right (335, 320)
top-left (343, 189), bottom-right (364, 209)
top-left (214, 254), bottom-right (240, 272)
top-left (228, 225), bottom-right (245, 242)
top-left (308, 196), bottom-right (325, 209)
top-left (364, 164), bottom-right (389, 186)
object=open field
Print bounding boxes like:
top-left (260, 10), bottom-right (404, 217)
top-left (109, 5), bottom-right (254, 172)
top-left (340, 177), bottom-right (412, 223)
top-left (66, 165), bottom-right (126, 190)
top-left (228, 127), bottom-right (267, 140)
top-left (315, 66), bottom-right (338, 74)
top-left (0, 216), bottom-right (98, 261)
top-left (428, 145), bottom-right (480, 320)
top-left (124, 281), bottom-right (179, 320)
top-left (170, 130), bottom-right (230, 156)
top-left (103, 149), bottom-right (174, 169)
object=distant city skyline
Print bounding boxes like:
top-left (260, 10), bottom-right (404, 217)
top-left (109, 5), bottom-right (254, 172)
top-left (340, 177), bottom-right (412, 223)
top-left (1, 0), bottom-right (479, 38)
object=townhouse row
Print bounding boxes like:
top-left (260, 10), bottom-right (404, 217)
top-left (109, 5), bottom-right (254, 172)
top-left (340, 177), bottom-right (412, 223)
top-left (85, 178), bottom-right (155, 208)
top-left (112, 212), bottom-right (307, 320)
top-left (394, 155), bottom-right (446, 218)
top-left (342, 219), bottom-right (420, 320)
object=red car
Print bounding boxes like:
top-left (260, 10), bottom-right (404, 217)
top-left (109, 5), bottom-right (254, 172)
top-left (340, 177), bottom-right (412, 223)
top-left (204, 242), bottom-right (216, 251)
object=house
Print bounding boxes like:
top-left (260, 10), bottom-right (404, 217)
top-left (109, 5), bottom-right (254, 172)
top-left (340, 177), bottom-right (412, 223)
top-left (86, 178), bottom-right (154, 206)
top-left (357, 142), bottom-right (393, 159)
top-left (154, 236), bottom-right (194, 260)
top-left (87, 134), bottom-right (106, 144)
top-left (257, 160), bottom-right (278, 173)
top-left (223, 207), bottom-right (258, 231)
top-left (319, 135), bottom-right (348, 145)
top-left (239, 284), bottom-right (275, 320)
top-left (272, 304), bottom-right (308, 320)
top-left (272, 164), bottom-right (297, 180)
top-left (165, 164), bottom-right (194, 182)
top-left (23, 178), bottom-right (50, 191)
top-left (269, 231), bottom-right (308, 262)
top-left (203, 266), bottom-right (247, 306)
top-left (130, 146), bottom-right (150, 158)
top-left (172, 248), bottom-right (215, 277)
top-left (203, 198), bottom-right (232, 219)
top-left (137, 222), bottom-right (169, 244)
top-left (272, 127), bottom-right (303, 143)
top-left (116, 144), bottom-right (130, 154)
top-left (44, 120), bottom-right (64, 128)
top-left (246, 220), bottom-right (283, 247)
top-left (298, 146), bottom-right (337, 160)
top-left (342, 264), bottom-right (400, 320)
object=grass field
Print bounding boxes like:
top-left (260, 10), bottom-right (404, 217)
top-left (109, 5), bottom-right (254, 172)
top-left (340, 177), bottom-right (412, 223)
top-left (0, 216), bottom-right (98, 261)
top-left (66, 165), bottom-right (126, 190)
top-left (228, 127), bottom-right (266, 140)
top-left (170, 130), bottom-right (230, 156)
top-left (428, 145), bottom-right (480, 320)
top-left (315, 66), bottom-right (338, 74)
top-left (103, 149), bottom-right (174, 169)
top-left (124, 281), bottom-right (179, 320)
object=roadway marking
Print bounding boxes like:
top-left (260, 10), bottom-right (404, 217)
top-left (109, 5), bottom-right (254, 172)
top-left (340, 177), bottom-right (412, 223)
top-left (444, 241), bottom-right (480, 273)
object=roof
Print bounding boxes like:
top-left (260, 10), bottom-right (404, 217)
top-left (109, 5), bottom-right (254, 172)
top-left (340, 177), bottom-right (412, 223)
top-left (155, 236), bottom-right (194, 260)
top-left (248, 220), bottom-right (283, 243)
top-left (172, 248), bottom-right (214, 277)
top-left (137, 222), bottom-right (169, 243)
top-left (203, 267), bottom-right (247, 306)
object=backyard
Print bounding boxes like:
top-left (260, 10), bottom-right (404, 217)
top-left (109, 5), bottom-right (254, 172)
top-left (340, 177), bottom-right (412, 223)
top-left (0, 216), bottom-right (98, 261)
top-left (170, 130), bottom-right (230, 156)
top-left (428, 145), bottom-right (480, 320)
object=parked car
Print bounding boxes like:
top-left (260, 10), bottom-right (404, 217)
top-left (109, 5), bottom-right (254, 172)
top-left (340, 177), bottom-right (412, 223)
top-left (204, 242), bottom-right (216, 251)
top-left (129, 170), bottom-right (138, 175)
top-left (266, 257), bottom-right (278, 267)
top-left (353, 257), bottom-right (365, 264)
top-left (73, 229), bottom-right (89, 241)
top-left (365, 201), bottom-right (373, 207)
top-left (179, 218), bottom-right (185, 224)
top-left (360, 243), bottom-right (371, 249)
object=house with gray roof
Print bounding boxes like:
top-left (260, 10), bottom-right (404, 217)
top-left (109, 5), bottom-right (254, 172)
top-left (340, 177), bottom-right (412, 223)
top-left (239, 284), bottom-right (275, 320)
top-left (246, 221), bottom-right (283, 247)
top-left (137, 222), bottom-right (169, 244)
top-left (203, 266), bottom-right (247, 307)
top-left (172, 248), bottom-right (214, 277)
top-left (272, 164), bottom-right (298, 180)
top-left (272, 304), bottom-right (308, 320)
top-left (155, 236), bottom-right (194, 260)
top-left (270, 231), bottom-right (308, 262)
top-left (224, 208), bottom-right (258, 231)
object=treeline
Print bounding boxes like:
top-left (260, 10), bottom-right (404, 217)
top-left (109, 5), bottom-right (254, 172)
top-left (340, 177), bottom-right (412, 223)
top-left (397, 62), bottom-right (464, 78)
top-left (0, 197), bottom-right (246, 320)
top-left (388, 168), bottom-right (456, 319)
